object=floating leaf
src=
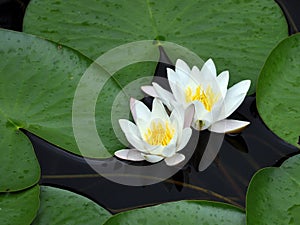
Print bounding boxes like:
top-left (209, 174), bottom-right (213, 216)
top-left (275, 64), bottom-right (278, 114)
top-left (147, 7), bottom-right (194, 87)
top-left (0, 185), bottom-right (39, 225)
top-left (246, 154), bottom-right (300, 224)
top-left (103, 200), bottom-right (245, 225)
top-left (257, 34), bottom-right (300, 148)
top-left (0, 29), bottom-right (100, 191)
top-left (32, 186), bottom-right (111, 225)
top-left (23, 0), bottom-right (288, 94)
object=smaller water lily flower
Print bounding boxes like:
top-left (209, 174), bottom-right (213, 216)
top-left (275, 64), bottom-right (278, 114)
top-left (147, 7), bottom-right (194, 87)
top-left (142, 58), bottom-right (251, 133)
top-left (114, 98), bottom-right (193, 166)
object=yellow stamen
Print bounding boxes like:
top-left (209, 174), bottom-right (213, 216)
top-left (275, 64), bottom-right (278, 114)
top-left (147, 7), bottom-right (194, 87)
top-left (144, 121), bottom-right (175, 146)
top-left (185, 85), bottom-right (219, 111)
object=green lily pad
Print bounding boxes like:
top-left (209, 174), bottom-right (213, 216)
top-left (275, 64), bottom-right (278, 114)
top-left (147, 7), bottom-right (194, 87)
top-left (32, 186), bottom-right (111, 225)
top-left (0, 29), bottom-right (103, 191)
top-left (257, 34), bottom-right (300, 148)
top-left (246, 154), bottom-right (300, 225)
top-left (23, 0), bottom-right (288, 94)
top-left (0, 185), bottom-right (40, 225)
top-left (103, 200), bottom-right (245, 225)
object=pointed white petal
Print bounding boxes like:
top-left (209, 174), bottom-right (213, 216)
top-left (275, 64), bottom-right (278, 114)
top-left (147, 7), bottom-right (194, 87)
top-left (168, 64), bottom-right (192, 92)
top-left (216, 70), bottom-right (229, 98)
top-left (170, 107), bottom-right (184, 130)
top-left (201, 58), bottom-right (217, 78)
top-left (164, 153), bottom-right (185, 166)
top-left (142, 154), bottom-right (164, 163)
top-left (169, 80), bottom-right (187, 106)
top-left (141, 85), bottom-right (159, 97)
top-left (152, 82), bottom-right (175, 110)
top-left (191, 65), bottom-right (201, 77)
top-left (208, 119), bottom-right (250, 133)
top-left (151, 98), bottom-right (169, 121)
top-left (130, 98), bottom-right (151, 123)
top-left (220, 80), bottom-right (251, 120)
top-left (175, 59), bottom-right (191, 78)
top-left (148, 145), bottom-right (164, 155)
top-left (193, 101), bottom-right (213, 130)
top-left (177, 127), bottom-right (192, 151)
top-left (184, 104), bottom-right (195, 128)
top-left (119, 119), bottom-right (147, 152)
top-left (211, 98), bottom-right (225, 122)
top-left (161, 131), bottom-right (178, 157)
top-left (114, 149), bottom-right (145, 161)
top-left (135, 118), bottom-right (148, 137)
top-left (162, 143), bottom-right (176, 158)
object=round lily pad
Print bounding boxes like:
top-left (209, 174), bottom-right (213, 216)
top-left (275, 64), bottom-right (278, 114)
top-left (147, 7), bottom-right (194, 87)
top-left (103, 200), bottom-right (245, 225)
top-left (247, 153), bottom-right (300, 224)
top-left (257, 34), bottom-right (300, 148)
top-left (32, 186), bottom-right (111, 225)
top-left (23, 0), bottom-right (288, 94)
top-left (0, 185), bottom-right (39, 225)
top-left (0, 29), bottom-right (96, 191)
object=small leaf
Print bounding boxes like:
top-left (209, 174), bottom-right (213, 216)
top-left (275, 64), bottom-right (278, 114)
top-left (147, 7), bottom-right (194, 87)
top-left (32, 186), bottom-right (111, 225)
top-left (0, 185), bottom-right (40, 225)
top-left (246, 154), bottom-right (300, 225)
top-left (103, 200), bottom-right (245, 225)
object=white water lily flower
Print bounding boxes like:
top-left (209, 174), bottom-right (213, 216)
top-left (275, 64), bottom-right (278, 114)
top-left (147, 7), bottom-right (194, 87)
top-left (142, 58), bottom-right (251, 133)
top-left (114, 98), bottom-right (193, 166)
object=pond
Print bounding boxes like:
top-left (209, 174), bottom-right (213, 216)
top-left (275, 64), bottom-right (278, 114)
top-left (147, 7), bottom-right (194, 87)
top-left (0, 0), bottom-right (300, 224)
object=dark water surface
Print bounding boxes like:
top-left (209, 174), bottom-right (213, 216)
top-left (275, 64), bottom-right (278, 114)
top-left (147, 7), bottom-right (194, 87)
top-left (1, 0), bottom-right (300, 214)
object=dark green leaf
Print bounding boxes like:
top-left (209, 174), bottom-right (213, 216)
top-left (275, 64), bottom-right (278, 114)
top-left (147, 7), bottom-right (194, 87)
top-left (0, 185), bottom-right (40, 225)
top-left (32, 186), bottom-right (111, 225)
top-left (0, 29), bottom-right (101, 191)
top-left (23, 0), bottom-right (288, 94)
top-left (246, 154), bottom-right (300, 225)
top-left (257, 34), bottom-right (300, 148)
top-left (103, 200), bottom-right (245, 225)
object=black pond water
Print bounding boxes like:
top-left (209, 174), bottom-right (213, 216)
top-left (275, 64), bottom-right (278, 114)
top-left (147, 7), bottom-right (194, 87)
top-left (1, 0), bottom-right (299, 214)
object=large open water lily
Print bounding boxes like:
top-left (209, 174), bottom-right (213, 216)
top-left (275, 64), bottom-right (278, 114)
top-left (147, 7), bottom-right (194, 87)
top-left (114, 98), bottom-right (193, 166)
top-left (142, 59), bottom-right (251, 133)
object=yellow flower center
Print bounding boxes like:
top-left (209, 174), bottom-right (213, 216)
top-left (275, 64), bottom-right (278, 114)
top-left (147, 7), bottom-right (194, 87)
top-left (144, 121), bottom-right (175, 146)
top-left (185, 85), bottom-right (219, 111)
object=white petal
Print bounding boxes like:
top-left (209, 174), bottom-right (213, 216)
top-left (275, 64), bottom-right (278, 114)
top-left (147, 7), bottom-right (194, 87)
top-left (201, 58), bottom-right (217, 78)
top-left (184, 104), bottom-right (195, 128)
top-left (161, 131), bottom-right (178, 157)
top-left (175, 59), bottom-right (191, 78)
top-left (170, 107), bottom-right (184, 130)
top-left (169, 80), bottom-right (187, 106)
top-left (162, 144), bottom-right (176, 158)
top-left (216, 70), bottom-right (229, 98)
top-left (164, 153), bottom-right (185, 166)
top-left (135, 118), bottom-right (148, 137)
top-left (168, 67), bottom-right (190, 91)
top-left (141, 154), bottom-right (164, 163)
top-left (119, 119), bottom-right (147, 152)
top-left (130, 98), bottom-right (151, 123)
top-left (208, 119), bottom-right (250, 133)
top-left (141, 85), bottom-right (159, 97)
top-left (193, 101), bottom-right (213, 130)
top-left (151, 98), bottom-right (169, 121)
top-left (220, 80), bottom-right (251, 120)
top-left (148, 145), bottom-right (164, 155)
top-left (152, 82), bottom-right (175, 110)
top-left (177, 127), bottom-right (192, 151)
top-left (114, 149), bottom-right (145, 161)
